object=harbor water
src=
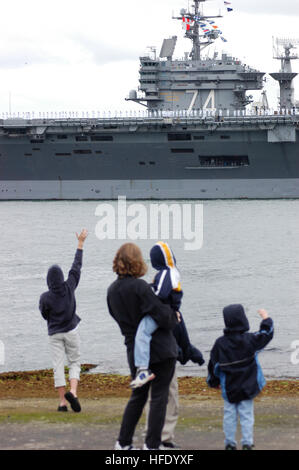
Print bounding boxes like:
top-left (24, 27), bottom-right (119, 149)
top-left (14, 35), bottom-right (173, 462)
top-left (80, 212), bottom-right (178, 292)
top-left (0, 199), bottom-right (299, 379)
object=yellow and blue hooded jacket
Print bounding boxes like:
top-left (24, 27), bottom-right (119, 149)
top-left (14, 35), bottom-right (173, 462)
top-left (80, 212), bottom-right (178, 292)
top-left (149, 241), bottom-right (183, 311)
top-left (150, 242), bottom-right (204, 366)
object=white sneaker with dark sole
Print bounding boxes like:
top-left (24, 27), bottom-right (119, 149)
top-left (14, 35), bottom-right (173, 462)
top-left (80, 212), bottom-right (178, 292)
top-left (130, 369), bottom-right (155, 389)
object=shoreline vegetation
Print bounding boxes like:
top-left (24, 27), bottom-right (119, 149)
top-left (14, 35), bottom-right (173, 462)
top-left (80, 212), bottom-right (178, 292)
top-left (0, 365), bottom-right (298, 399)
top-left (0, 365), bottom-right (298, 450)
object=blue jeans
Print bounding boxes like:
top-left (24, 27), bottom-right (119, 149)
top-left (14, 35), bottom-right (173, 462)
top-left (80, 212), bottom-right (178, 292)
top-left (223, 399), bottom-right (254, 447)
top-left (134, 315), bottom-right (158, 368)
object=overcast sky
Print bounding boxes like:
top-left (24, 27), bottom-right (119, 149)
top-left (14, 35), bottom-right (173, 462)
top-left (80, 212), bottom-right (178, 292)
top-left (0, 0), bottom-right (298, 114)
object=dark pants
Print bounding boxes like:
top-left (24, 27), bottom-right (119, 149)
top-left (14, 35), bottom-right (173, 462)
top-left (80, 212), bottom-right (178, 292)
top-left (118, 358), bottom-right (176, 449)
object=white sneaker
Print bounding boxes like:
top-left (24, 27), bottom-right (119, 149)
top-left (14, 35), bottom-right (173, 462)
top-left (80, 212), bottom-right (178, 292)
top-left (114, 440), bottom-right (138, 450)
top-left (130, 369), bottom-right (155, 389)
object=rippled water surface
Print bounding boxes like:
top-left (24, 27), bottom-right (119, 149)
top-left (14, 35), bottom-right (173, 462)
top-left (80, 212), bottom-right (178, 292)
top-left (0, 200), bottom-right (299, 378)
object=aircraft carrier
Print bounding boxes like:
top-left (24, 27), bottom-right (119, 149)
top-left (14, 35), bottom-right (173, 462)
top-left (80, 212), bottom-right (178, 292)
top-left (0, 0), bottom-right (298, 200)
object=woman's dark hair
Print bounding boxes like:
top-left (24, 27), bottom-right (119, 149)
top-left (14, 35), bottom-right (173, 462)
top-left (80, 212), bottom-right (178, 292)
top-left (113, 243), bottom-right (148, 278)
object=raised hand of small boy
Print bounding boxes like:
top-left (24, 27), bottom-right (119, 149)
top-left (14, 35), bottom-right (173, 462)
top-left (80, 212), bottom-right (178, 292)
top-left (258, 309), bottom-right (269, 320)
top-left (76, 229), bottom-right (88, 249)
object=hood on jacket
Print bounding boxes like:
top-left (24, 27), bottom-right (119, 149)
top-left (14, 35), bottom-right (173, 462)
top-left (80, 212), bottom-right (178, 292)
top-left (150, 242), bottom-right (181, 291)
top-left (47, 265), bottom-right (66, 295)
top-left (223, 304), bottom-right (250, 334)
top-left (150, 241), bottom-right (177, 271)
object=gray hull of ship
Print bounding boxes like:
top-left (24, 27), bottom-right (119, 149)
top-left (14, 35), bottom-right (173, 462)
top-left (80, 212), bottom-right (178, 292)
top-left (1, 117), bottom-right (299, 200)
top-left (1, 178), bottom-right (299, 200)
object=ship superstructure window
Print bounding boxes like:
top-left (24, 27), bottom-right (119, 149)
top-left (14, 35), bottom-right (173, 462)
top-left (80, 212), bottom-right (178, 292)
top-left (194, 135), bottom-right (205, 140)
top-left (220, 135), bottom-right (231, 140)
top-left (171, 148), bottom-right (194, 153)
top-left (142, 62), bottom-right (158, 67)
top-left (76, 136), bottom-right (88, 142)
top-left (73, 149), bottom-right (92, 154)
top-left (198, 156), bottom-right (249, 168)
top-left (138, 161), bottom-right (156, 165)
top-left (168, 133), bottom-right (192, 141)
top-left (30, 139), bottom-right (44, 144)
top-left (8, 128), bottom-right (27, 135)
top-left (90, 135), bottom-right (113, 141)
top-left (57, 135), bottom-right (68, 139)
top-left (55, 152), bottom-right (72, 156)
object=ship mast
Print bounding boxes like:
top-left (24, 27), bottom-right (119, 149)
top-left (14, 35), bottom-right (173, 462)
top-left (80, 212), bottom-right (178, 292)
top-left (191, 0), bottom-right (201, 61)
top-left (174, 0), bottom-right (222, 60)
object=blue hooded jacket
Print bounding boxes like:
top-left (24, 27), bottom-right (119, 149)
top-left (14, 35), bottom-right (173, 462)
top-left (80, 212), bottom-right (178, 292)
top-left (150, 242), bottom-right (183, 311)
top-left (150, 242), bottom-right (204, 366)
top-left (207, 304), bottom-right (274, 403)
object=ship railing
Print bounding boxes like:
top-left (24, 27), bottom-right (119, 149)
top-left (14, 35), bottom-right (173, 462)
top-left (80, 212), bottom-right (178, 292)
top-left (1, 107), bottom-right (299, 123)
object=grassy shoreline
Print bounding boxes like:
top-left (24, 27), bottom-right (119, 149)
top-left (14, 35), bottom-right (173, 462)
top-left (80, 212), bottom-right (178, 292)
top-left (0, 365), bottom-right (298, 399)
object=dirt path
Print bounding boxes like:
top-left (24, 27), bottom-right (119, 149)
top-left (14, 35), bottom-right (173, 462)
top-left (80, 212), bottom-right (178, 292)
top-left (0, 395), bottom-right (298, 450)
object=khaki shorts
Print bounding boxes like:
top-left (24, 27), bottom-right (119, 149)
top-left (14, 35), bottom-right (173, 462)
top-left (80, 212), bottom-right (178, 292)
top-left (49, 327), bottom-right (81, 388)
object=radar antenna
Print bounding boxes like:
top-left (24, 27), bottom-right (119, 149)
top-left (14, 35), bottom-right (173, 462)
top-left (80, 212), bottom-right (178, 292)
top-left (270, 37), bottom-right (299, 109)
top-left (173, 0), bottom-right (222, 60)
top-left (273, 37), bottom-right (299, 72)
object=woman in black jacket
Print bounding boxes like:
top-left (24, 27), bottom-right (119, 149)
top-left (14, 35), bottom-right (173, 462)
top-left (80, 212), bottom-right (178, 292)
top-left (107, 243), bottom-right (179, 450)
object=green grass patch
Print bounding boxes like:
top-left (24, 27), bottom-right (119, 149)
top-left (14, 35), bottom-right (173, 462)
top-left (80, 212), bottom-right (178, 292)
top-left (0, 410), bottom-right (124, 426)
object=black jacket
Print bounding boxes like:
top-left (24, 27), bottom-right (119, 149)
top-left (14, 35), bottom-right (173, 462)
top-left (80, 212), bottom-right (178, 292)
top-left (107, 275), bottom-right (178, 374)
top-left (39, 249), bottom-right (82, 335)
top-left (207, 304), bottom-right (274, 403)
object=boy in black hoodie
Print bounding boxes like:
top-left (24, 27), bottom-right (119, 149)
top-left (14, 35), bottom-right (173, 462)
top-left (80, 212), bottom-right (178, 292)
top-left (39, 229), bottom-right (88, 412)
top-left (207, 305), bottom-right (274, 450)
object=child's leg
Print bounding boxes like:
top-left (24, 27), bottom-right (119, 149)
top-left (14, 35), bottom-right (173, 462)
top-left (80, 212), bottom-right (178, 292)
top-left (237, 399), bottom-right (254, 447)
top-left (161, 367), bottom-right (179, 445)
top-left (64, 329), bottom-right (82, 412)
top-left (49, 333), bottom-right (67, 406)
top-left (57, 386), bottom-right (67, 406)
top-left (64, 328), bottom-right (81, 397)
top-left (134, 315), bottom-right (158, 369)
top-left (223, 400), bottom-right (238, 448)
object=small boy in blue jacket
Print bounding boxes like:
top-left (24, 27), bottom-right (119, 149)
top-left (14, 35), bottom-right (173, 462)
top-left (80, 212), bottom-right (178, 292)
top-left (130, 241), bottom-right (204, 389)
top-left (207, 304), bottom-right (274, 450)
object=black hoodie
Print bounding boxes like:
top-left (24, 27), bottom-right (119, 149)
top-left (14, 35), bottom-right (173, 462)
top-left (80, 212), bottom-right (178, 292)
top-left (39, 249), bottom-right (82, 335)
top-left (207, 304), bottom-right (274, 403)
